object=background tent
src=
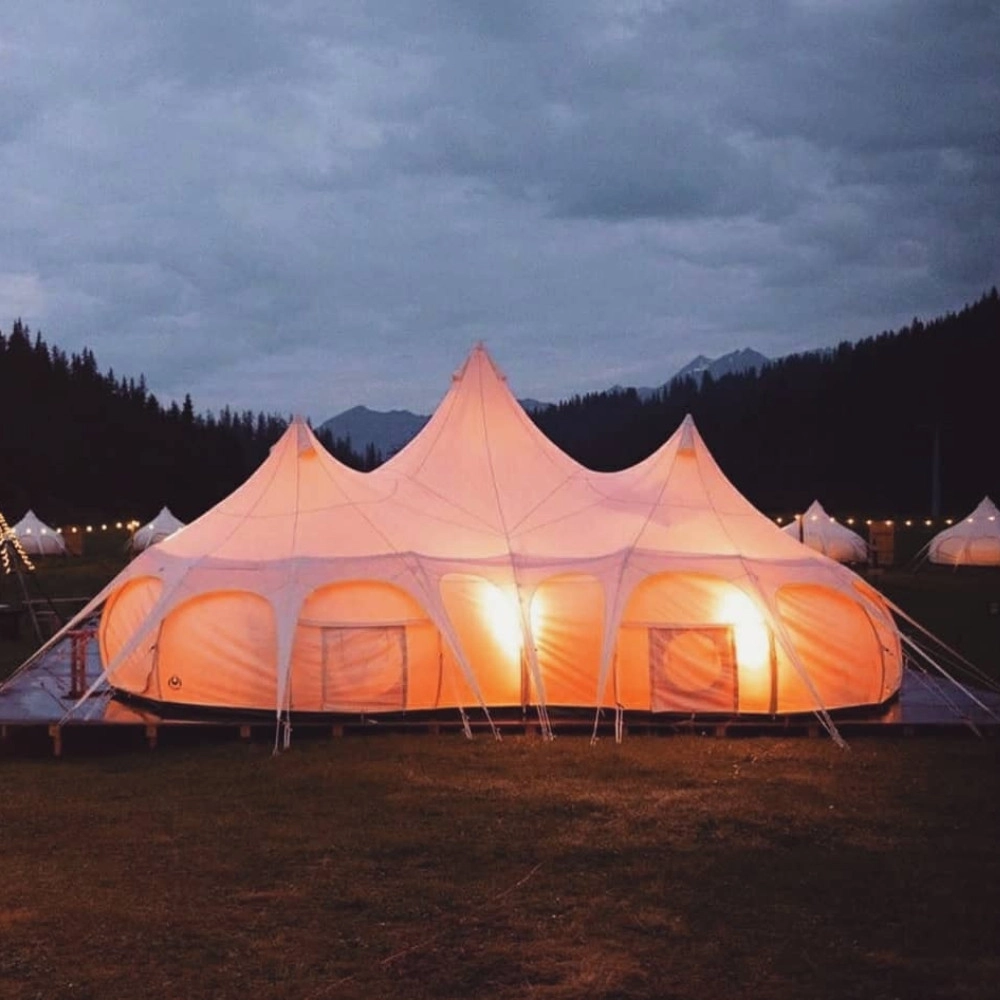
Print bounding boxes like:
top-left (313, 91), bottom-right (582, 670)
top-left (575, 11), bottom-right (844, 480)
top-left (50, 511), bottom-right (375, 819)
top-left (8, 510), bottom-right (67, 556)
top-left (781, 500), bottom-right (868, 563)
top-left (130, 507), bottom-right (186, 553)
top-left (49, 346), bottom-right (902, 739)
top-left (928, 496), bottom-right (1000, 567)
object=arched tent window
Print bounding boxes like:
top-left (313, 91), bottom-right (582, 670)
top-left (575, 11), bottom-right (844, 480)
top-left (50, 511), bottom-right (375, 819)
top-left (529, 573), bottom-right (606, 708)
top-left (99, 576), bottom-right (163, 696)
top-left (440, 574), bottom-right (524, 708)
top-left (155, 592), bottom-right (276, 709)
top-left (851, 580), bottom-right (903, 699)
top-left (775, 585), bottom-right (889, 711)
top-left (290, 581), bottom-right (443, 713)
top-left (616, 573), bottom-right (774, 714)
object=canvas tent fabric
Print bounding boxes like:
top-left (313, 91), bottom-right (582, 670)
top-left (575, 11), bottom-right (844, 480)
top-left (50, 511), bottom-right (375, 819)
top-left (7, 510), bottom-right (67, 556)
top-left (52, 345), bottom-right (903, 734)
top-left (928, 496), bottom-right (1000, 567)
top-left (130, 507), bottom-right (186, 553)
top-left (781, 500), bottom-right (868, 564)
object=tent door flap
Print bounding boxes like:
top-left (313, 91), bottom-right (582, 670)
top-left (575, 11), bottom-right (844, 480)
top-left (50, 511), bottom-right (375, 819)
top-left (648, 626), bottom-right (738, 713)
top-left (321, 625), bottom-right (407, 712)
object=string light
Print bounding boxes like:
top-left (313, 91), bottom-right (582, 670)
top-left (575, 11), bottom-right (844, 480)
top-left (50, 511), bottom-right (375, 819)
top-left (0, 511), bottom-right (36, 574)
top-left (775, 514), bottom-right (969, 529)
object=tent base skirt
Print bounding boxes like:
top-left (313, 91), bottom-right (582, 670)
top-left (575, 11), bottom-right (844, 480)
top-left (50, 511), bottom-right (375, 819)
top-left (1, 633), bottom-right (997, 755)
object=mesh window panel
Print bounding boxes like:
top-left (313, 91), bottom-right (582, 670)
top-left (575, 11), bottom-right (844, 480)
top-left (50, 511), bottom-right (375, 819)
top-left (648, 626), bottom-right (738, 713)
top-left (321, 626), bottom-right (406, 712)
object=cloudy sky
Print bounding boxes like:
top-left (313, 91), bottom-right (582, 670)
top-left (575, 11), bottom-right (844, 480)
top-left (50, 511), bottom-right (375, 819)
top-left (2, 1), bottom-right (997, 421)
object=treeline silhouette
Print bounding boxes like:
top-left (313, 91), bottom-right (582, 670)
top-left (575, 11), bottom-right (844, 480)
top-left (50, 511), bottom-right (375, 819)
top-left (1, 288), bottom-right (997, 525)
top-left (0, 322), bottom-right (372, 523)
top-left (532, 288), bottom-right (1000, 518)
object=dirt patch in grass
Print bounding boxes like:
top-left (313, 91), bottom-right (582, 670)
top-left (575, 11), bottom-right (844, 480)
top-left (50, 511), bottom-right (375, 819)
top-left (1, 734), bottom-right (998, 1000)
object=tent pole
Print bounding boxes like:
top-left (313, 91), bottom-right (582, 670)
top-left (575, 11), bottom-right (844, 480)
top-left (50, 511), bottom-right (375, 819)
top-left (0, 517), bottom-right (44, 644)
top-left (931, 424), bottom-right (941, 519)
top-left (11, 555), bottom-right (44, 644)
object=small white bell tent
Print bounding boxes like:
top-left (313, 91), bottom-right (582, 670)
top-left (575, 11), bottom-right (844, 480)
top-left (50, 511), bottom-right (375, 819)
top-left (782, 500), bottom-right (868, 564)
top-left (8, 510), bottom-right (67, 556)
top-left (44, 345), bottom-right (904, 740)
top-left (130, 507), bottom-right (186, 553)
top-left (928, 497), bottom-right (1000, 567)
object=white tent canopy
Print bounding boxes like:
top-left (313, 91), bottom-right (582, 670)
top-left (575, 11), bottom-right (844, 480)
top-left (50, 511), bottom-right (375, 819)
top-left (782, 500), bottom-right (868, 564)
top-left (928, 496), bottom-right (1000, 567)
top-left (50, 345), bottom-right (902, 737)
top-left (130, 507), bottom-right (186, 553)
top-left (7, 509), bottom-right (67, 556)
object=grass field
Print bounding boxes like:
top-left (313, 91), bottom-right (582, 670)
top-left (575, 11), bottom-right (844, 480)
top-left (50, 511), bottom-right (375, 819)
top-left (0, 734), bottom-right (998, 1000)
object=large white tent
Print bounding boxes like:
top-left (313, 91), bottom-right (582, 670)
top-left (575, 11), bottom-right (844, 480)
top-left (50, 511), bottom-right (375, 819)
top-left (928, 496), bottom-right (1000, 567)
top-left (130, 507), bottom-right (186, 553)
top-left (782, 500), bottom-right (868, 564)
top-left (52, 346), bottom-right (903, 736)
top-left (7, 510), bottom-right (67, 556)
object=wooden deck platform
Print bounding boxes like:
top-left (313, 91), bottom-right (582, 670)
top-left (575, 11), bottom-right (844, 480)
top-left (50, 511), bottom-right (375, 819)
top-left (1, 631), bottom-right (998, 756)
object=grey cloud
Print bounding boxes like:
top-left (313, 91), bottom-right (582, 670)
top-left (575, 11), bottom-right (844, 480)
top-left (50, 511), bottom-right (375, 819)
top-left (0, 0), bottom-right (996, 421)
top-left (732, 19), bottom-right (998, 158)
top-left (373, 0), bottom-right (999, 230)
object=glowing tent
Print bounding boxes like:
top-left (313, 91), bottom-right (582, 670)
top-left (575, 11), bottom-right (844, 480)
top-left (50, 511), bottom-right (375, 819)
top-left (928, 496), bottom-right (1000, 567)
top-left (8, 510), bottom-right (67, 556)
top-left (781, 500), bottom-right (868, 564)
top-left (51, 346), bottom-right (903, 736)
top-left (130, 507), bottom-right (186, 553)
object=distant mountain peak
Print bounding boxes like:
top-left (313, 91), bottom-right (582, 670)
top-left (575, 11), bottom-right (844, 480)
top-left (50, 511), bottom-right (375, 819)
top-left (670, 348), bottom-right (770, 384)
top-left (518, 397), bottom-right (555, 414)
top-left (339, 404), bottom-right (414, 418)
top-left (624, 348), bottom-right (770, 400)
top-left (318, 406), bottom-right (429, 458)
top-left (320, 396), bottom-right (555, 457)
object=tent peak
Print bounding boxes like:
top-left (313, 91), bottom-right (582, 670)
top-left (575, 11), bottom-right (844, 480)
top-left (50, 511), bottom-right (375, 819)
top-left (266, 417), bottom-right (318, 456)
top-left (970, 495), bottom-right (998, 519)
top-left (293, 417), bottom-right (320, 457)
top-left (678, 414), bottom-right (697, 454)
top-left (453, 342), bottom-right (508, 384)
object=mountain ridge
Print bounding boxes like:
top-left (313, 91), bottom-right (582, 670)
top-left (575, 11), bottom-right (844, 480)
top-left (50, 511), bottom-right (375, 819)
top-left (322, 347), bottom-right (771, 455)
